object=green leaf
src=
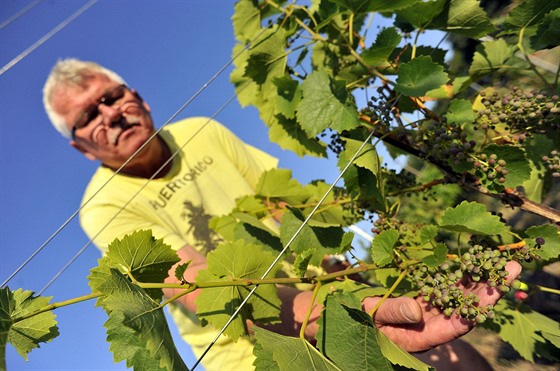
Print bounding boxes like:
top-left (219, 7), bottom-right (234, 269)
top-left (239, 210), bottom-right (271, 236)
top-left (531, 8), bottom-right (560, 49)
top-left (397, 0), bottom-right (447, 29)
top-left (274, 77), bottom-right (301, 119)
top-left (445, 99), bottom-right (476, 124)
top-left (232, 0), bottom-right (262, 43)
top-left (419, 225), bottom-right (439, 244)
top-left (371, 229), bottom-right (399, 267)
top-left (488, 300), bottom-right (560, 363)
top-left (483, 144), bottom-right (532, 189)
top-left (433, 0), bottom-right (497, 38)
top-left (316, 293), bottom-right (393, 370)
top-left (316, 279), bottom-right (388, 305)
top-left (376, 330), bottom-right (432, 371)
top-left (339, 137), bottom-right (380, 175)
top-left (256, 168), bottom-right (306, 203)
top-left (422, 243), bottom-right (448, 268)
top-left (469, 39), bottom-right (515, 80)
top-left (361, 27), bottom-right (402, 67)
top-left (174, 262), bottom-right (191, 284)
top-left (296, 71), bottom-right (360, 137)
top-left (504, 0), bottom-right (560, 30)
top-left (269, 115), bottom-right (327, 157)
top-left (525, 224), bottom-right (560, 261)
top-left (280, 208), bottom-right (346, 266)
top-left (395, 56), bottom-right (449, 97)
top-left (1, 288), bottom-right (58, 363)
top-left (195, 241), bottom-right (281, 340)
top-left (253, 327), bottom-right (341, 371)
top-left (98, 230), bottom-right (180, 301)
top-left (439, 200), bottom-right (507, 235)
top-left (92, 269), bottom-right (187, 371)
top-left (293, 248), bottom-right (316, 277)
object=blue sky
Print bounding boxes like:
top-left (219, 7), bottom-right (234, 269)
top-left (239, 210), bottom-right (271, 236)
top-left (0, 1), bottom-right (348, 369)
top-left (0, 1), bottom-right (448, 369)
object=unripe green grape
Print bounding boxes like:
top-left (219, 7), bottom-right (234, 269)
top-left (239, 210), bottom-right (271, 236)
top-left (475, 314), bottom-right (486, 324)
top-left (511, 279), bottom-right (522, 290)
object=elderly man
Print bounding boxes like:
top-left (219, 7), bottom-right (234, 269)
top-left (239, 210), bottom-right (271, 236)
top-left (43, 59), bottom-right (520, 370)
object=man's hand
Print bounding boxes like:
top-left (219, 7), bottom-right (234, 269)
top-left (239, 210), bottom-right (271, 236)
top-left (363, 260), bottom-right (522, 352)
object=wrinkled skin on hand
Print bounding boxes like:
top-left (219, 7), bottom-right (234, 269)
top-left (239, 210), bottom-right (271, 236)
top-left (363, 261), bottom-right (522, 352)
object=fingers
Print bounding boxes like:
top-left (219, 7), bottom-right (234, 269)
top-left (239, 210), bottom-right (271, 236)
top-left (475, 260), bottom-right (522, 307)
top-left (363, 296), bottom-right (423, 325)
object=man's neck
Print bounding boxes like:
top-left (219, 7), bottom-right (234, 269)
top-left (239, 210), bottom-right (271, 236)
top-left (105, 135), bottom-right (173, 179)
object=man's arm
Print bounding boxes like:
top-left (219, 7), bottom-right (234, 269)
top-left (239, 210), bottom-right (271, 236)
top-left (163, 246), bottom-right (522, 353)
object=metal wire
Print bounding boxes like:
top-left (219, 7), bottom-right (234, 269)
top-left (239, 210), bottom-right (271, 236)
top-left (0, 0), bottom-right (97, 76)
top-left (0, 0), bottom-right (42, 30)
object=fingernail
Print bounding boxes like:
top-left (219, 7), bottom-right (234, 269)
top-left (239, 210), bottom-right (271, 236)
top-left (401, 303), bottom-right (420, 323)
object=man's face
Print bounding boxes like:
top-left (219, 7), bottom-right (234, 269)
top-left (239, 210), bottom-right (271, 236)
top-left (51, 73), bottom-right (156, 171)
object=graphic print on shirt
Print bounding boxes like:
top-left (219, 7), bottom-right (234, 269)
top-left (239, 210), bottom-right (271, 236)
top-left (181, 200), bottom-right (223, 252)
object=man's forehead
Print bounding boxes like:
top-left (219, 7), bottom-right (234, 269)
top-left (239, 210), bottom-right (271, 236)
top-left (51, 74), bottom-right (114, 114)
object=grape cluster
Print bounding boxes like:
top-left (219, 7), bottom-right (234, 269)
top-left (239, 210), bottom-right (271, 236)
top-left (319, 128), bottom-right (346, 155)
top-left (413, 119), bottom-right (477, 168)
top-left (475, 88), bottom-right (560, 140)
top-left (408, 238), bottom-right (544, 323)
top-left (383, 168), bottom-right (418, 196)
top-left (542, 150), bottom-right (560, 178)
top-left (473, 153), bottom-right (509, 187)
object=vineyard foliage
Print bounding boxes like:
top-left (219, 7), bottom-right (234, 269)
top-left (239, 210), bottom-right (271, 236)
top-left (2, 0), bottom-right (560, 370)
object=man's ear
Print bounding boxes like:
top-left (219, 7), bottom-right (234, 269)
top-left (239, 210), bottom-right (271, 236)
top-left (70, 140), bottom-right (96, 161)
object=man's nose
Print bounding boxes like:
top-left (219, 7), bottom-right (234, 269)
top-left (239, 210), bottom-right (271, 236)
top-left (97, 103), bottom-right (122, 125)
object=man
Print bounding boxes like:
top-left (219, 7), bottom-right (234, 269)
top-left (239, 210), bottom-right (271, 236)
top-left (43, 59), bottom-right (520, 370)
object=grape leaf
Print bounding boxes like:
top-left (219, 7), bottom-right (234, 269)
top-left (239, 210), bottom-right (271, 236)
top-left (531, 8), bottom-right (560, 49)
top-left (371, 229), bottom-right (399, 267)
top-left (273, 76), bottom-right (301, 119)
top-left (0, 288), bottom-right (58, 364)
top-left (445, 98), bottom-right (476, 124)
top-left (422, 243), bottom-right (448, 268)
top-left (469, 39), bottom-right (514, 80)
top-left (296, 71), bottom-right (360, 137)
top-left (488, 300), bottom-right (560, 362)
top-left (293, 248), bottom-right (316, 277)
top-left (253, 327), bottom-right (340, 370)
top-left (339, 137), bottom-right (380, 175)
top-left (255, 168), bottom-right (306, 203)
top-left (269, 115), bottom-right (327, 157)
top-left (504, 0), bottom-right (559, 30)
top-left (99, 230), bottom-right (180, 301)
top-left (316, 293), bottom-right (393, 370)
top-left (280, 208), bottom-right (346, 266)
top-left (395, 56), bottom-right (449, 97)
top-left (174, 262), bottom-right (191, 284)
top-left (432, 0), bottom-right (497, 38)
top-left (316, 279), bottom-right (388, 305)
top-left (397, 0), bottom-right (446, 29)
top-left (195, 241), bottom-right (281, 340)
top-left (94, 269), bottom-right (188, 371)
top-left (482, 145), bottom-right (531, 189)
top-left (361, 27), bottom-right (402, 67)
top-left (376, 330), bottom-right (432, 371)
top-left (439, 200), bottom-right (507, 235)
top-left (232, 0), bottom-right (262, 43)
top-left (525, 224), bottom-right (560, 261)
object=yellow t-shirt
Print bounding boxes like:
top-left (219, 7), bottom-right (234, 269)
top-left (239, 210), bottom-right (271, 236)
top-left (80, 117), bottom-right (278, 370)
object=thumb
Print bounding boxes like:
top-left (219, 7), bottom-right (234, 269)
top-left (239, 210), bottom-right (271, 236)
top-left (363, 296), bottom-right (422, 324)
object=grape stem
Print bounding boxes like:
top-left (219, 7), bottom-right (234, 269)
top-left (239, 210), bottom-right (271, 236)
top-left (367, 269), bottom-right (407, 317)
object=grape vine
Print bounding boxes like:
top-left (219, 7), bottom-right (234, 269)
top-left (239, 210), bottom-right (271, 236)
top-left (2, 1), bottom-right (560, 370)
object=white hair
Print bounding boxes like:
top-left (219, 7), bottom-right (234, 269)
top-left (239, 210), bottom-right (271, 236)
top-left (43, 58), bottom-right (126, 138)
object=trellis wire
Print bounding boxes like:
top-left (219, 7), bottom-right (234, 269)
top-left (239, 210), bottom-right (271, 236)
top-left (0, 0), bottom-right (97, 76)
